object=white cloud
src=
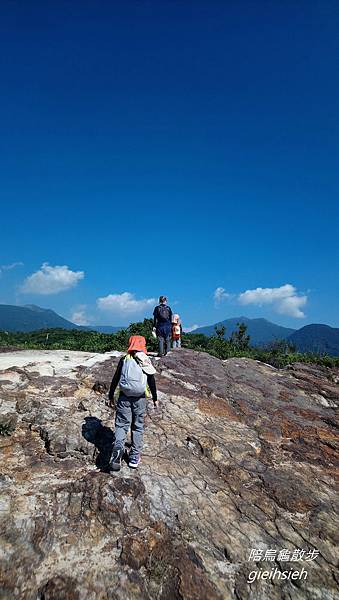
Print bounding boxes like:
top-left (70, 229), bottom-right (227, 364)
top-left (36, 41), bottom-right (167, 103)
top-left (0, 262), bottom-right (24, 276)
top-left (214, 287), bottom-right (231, 306)
top-left (238, 284), bottom-right (307, 318)
top-left (71, 305), bottom-right (91, 326)
top-left (239, 283), bottom-right (294, 305)
top-left (183, 324), bottom-right (201, 333)
top-left (97, 292), bottom-right (156, 315)
top-left (276, 295), bottom-right (307, 318)
top-left (21, 263), bottom-right (84, 295)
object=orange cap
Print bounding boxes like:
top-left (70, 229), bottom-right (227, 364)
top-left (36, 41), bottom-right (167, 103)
top-left (127, 335), bottom-right (147, 354)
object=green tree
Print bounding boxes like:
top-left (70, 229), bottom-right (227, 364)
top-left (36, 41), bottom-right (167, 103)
top-left (265, 339), bottom-right (296, 355)
top-left (1, 322), bottom-right (339, 369)
top-left (230, 322), bottom-right (250, 350)
top-left (214, 324), bottom-right (225, 340)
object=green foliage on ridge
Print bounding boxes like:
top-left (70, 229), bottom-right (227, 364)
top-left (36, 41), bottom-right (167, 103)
top-left (0, 320), bottom-right (338, 369)
top-left (0, 319), bottom-right (158, 354)
top-left (182, 329), bottom-right (339, 368)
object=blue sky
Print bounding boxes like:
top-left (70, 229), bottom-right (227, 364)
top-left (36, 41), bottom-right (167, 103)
top-left (1, 1), bottom-right (338, 330)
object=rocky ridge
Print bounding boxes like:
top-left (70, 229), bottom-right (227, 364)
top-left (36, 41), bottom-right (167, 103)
top-left (0, 348), bottom-right (338, 599)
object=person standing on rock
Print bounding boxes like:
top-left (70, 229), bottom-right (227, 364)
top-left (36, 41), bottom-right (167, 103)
top-left (153, 295), bottom-right (173, 357)
top-left (108, 335), bottom-right (158, 471)
top-left (171, 314), bottom-right (182, 348)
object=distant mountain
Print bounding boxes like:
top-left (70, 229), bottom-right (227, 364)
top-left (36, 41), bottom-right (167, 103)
top-left (0, 305), bottom-right (124, 334)
top-left (192, 317), bottom-right (296, 346)
top-left (0, 304), bottom-right (79, 332)
top-left (288, 324), bottom-right (339, 356)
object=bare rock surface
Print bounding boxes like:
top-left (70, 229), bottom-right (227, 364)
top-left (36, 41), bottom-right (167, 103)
top-left (0, 348), bottom-right (338, 599)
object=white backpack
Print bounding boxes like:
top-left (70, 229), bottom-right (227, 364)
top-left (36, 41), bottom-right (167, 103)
top-left (119, 355), bottom-right (147, 397)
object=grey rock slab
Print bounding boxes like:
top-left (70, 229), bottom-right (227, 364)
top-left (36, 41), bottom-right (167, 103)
top-left (0, 348), bottom-right (338, 599)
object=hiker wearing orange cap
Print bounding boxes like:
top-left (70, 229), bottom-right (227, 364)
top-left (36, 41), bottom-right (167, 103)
top-left (127, 335), bottom-right (147, 353)
top-left (108, 335), bottom-right (158, 471)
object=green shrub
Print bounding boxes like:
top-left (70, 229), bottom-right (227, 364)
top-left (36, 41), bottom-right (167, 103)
top-left (0, 422), bottom-right (15, 436)
top-left (1, 323), bottom-right (338, 369)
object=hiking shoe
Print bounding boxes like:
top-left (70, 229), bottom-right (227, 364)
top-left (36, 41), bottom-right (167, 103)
top-left (109, 448), bottom-right (123, 471)
top-left (128, 454), bottom-right (141, 469)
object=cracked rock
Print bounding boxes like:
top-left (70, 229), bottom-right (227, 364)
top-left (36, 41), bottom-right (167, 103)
top-left (0, 348), bottom-right (338, 599)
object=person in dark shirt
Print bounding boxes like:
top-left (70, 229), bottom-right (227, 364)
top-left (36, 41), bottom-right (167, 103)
top-left (153, 295), bottom-right (173, 356)
top-left (108, 335), bottom-right (157, 471)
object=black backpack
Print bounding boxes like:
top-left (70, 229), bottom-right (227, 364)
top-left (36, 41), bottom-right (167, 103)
top-left (157, 304), bottom-right (170, 322)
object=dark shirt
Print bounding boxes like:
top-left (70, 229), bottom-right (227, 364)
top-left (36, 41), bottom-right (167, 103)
top-left (153, 304), bottom-right (173, 328)
top-left (108, 356), bottom-right (157, 401)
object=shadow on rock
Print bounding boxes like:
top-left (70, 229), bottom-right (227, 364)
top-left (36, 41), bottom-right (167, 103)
top-left (82, 416), bottom-right (114, 472)
top-left (37, 575), bottom-right (80, 600)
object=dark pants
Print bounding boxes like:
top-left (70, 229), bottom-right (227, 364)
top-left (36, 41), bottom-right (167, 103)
top-left (113, 393), bottom-right (146, 456)
top-left (157, 326), bottom-right (171, 355)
